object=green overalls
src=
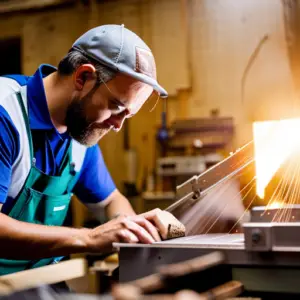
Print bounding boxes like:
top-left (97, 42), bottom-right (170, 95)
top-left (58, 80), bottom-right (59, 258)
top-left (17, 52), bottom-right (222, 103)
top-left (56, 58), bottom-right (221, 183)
top-left (0, 92), bottom-right (80, 276)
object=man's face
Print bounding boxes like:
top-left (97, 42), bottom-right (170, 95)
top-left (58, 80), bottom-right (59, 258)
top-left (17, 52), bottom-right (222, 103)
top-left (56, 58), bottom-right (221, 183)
top-left (66, 73), bottom-right (153, 146)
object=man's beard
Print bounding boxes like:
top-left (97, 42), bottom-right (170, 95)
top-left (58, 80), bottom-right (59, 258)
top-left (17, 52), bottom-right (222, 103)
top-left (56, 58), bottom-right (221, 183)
top-left (65, 94), bottom-right (112, 147)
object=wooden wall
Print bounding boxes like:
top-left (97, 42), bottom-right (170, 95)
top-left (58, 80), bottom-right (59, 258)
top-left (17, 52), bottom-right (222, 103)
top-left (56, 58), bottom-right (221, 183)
top-left (188, 0), bottom-right (300, 147)
top-left (0, 0), bottom-right (298, 194)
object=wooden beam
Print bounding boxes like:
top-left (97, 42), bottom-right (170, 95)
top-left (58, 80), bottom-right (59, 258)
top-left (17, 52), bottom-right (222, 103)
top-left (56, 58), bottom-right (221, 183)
top-left (0, 258), bottom-right (87, 295)
top-left (0, 0), bottom-right (75, 14)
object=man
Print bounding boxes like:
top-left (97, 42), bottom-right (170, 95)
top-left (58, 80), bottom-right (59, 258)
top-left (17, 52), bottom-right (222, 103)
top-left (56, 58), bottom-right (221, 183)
top-left (0, 24), bottom-right (169, 275)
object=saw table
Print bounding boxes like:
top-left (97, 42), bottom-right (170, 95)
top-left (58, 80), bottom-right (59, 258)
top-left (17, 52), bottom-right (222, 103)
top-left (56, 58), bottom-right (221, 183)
top-left (115, 142), bottom-right (300, 297)
top-left (116, 217), bottom-right (300, 297)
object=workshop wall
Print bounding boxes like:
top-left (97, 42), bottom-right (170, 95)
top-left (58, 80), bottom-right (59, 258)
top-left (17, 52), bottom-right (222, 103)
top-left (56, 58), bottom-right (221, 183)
top-left (188, 0), bottom-right (300, 147)
top-left (0, 0), bottom-right (298, 196)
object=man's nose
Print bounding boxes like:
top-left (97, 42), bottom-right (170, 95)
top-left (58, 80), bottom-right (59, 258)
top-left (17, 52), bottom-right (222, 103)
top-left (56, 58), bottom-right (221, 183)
top-left (109, 111), bottom-right (128, 131)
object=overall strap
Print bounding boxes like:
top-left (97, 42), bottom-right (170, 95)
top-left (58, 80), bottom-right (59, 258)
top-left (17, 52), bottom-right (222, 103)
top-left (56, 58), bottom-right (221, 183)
top-left (15, 92), bottom-right (34, 164)
top-left (15, 90), bottom-right (86, 176)
top-left (57, 138), bottom-right (73, 175)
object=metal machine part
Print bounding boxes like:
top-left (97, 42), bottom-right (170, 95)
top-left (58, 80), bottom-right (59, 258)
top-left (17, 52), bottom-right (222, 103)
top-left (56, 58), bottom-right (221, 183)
top-left (161, 142), bottom-right (253, 236)
top-left (243, 222), bottom-right (300, 251)
top-left (250, 205), bottom-right (300, 222)
top-left (166, 141), bottom-right (254, 214)
top-left (156, 154), bottom-right (223, 176)
top-left (242, 205), bottom-right (300, 251)
top-left (156, 156), bottom-right (206, 176)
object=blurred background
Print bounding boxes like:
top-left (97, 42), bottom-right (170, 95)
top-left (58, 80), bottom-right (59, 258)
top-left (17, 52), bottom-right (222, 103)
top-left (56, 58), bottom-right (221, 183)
top-left (1, 0), bottom-right (300, 228)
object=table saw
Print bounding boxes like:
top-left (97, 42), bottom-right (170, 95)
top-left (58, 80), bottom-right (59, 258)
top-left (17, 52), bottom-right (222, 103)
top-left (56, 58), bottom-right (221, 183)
top-left (115, 141), bottom-right (300, 297)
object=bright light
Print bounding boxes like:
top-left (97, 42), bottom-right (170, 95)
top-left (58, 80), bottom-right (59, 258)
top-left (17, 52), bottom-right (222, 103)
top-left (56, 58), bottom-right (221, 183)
top-left (253, 118), bottom-right (300, 199)
top-left (268, 201), bottom-right (283, 209)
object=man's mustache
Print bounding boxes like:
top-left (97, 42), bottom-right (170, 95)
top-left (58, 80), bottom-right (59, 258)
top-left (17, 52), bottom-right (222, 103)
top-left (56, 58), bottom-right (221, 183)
top-left (86, 121), bottom-right (113, 131)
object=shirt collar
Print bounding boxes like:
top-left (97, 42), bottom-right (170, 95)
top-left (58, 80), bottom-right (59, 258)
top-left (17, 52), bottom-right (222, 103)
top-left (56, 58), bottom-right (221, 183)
top-left (27, 64), bottom-right (57, 130)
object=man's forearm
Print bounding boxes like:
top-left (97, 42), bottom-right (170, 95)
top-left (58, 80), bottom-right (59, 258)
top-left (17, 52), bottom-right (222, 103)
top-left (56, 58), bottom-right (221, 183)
top-left (0, 213), bottom-right (90, 260)
top-left (105, 190), bottom-right (136, 220)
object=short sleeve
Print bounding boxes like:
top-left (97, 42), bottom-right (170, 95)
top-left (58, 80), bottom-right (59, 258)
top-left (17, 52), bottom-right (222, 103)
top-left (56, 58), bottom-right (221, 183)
top-left (73, 145), bottom-right (116, 204)
top-left (0, 106), bottom-right (20, 203)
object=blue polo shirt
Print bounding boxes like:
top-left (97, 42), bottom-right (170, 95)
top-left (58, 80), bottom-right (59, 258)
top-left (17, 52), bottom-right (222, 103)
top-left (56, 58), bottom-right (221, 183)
top-left (0, 64), bottom-right (116, 214)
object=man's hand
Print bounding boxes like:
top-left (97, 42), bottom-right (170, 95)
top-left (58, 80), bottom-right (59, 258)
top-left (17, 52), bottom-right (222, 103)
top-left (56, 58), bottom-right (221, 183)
top-left (140, 208), bottom-right (186, 240)
top-left (86, 214), bottom-right (161, 253)
top-left (85, 208), bottom-right (185, 254)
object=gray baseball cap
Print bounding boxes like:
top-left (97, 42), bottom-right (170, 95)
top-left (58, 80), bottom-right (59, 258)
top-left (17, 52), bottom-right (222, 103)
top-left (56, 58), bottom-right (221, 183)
top-left (72, 24), bottom-right (168, 98)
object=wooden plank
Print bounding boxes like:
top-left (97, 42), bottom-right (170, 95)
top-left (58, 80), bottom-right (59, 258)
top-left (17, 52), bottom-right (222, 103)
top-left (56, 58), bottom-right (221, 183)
top-left (113, 281), bottom-right (243, 300)
top-left (157, 251), bottom-right (224, 277)
top-left (0, 0), bottom-right (75, 14)
top-left (199, 281), bottom-right (244, 300)
top-left (0, 258), bottom-right (87, 295)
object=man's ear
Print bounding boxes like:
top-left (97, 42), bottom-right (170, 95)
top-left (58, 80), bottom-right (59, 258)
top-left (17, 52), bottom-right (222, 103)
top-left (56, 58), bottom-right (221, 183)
top-left (73, 64), bottom-right (96, 90)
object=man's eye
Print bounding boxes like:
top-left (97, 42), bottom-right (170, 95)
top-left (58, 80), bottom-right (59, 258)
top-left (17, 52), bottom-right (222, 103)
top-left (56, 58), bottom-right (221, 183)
top-left (109, 100), bottom-right (117, 108)
top-left (109, 101), bottom-right (120, 110)
top-left (110, 99), bottom-right (122, 108)
top-left (109, 99), bottom-right (127, 115)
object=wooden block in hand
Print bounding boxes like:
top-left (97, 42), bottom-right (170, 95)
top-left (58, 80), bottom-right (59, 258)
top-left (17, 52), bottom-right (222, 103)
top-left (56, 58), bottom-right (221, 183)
top-left (153, 210), bottom-right (186, 240)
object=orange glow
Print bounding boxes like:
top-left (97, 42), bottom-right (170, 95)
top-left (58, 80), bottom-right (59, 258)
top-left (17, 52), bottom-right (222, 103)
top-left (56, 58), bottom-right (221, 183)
top-left (268, 201), bottom-right (283, 209)
top-left (253, 118), bottom-right (300, 199)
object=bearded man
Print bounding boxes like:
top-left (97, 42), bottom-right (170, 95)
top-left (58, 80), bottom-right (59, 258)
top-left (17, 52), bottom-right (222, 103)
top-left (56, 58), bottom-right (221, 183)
top-left (0, 24), bottom-right (171, 275)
